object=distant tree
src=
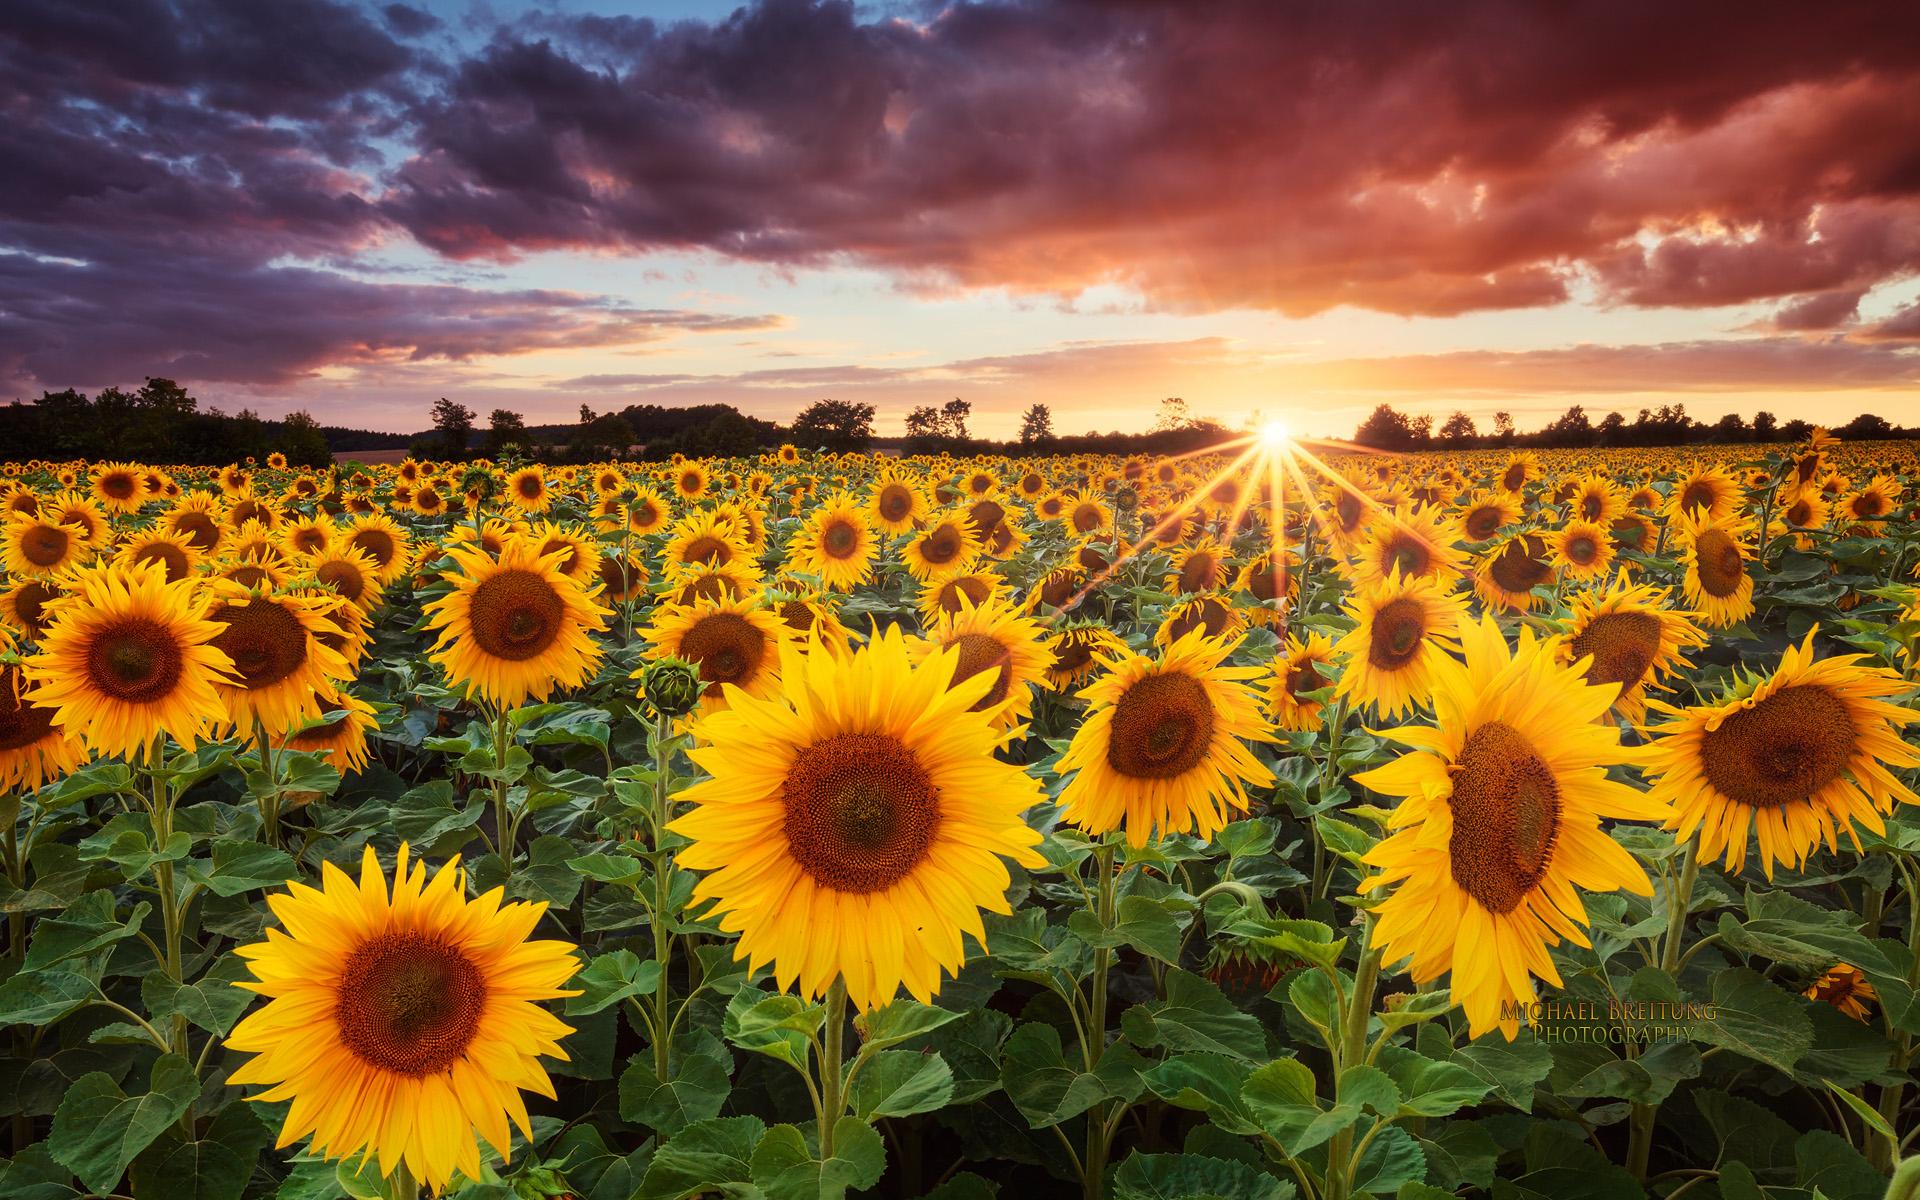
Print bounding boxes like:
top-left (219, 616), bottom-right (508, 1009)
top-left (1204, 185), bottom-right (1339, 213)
top-left (1492, 411), bottom-right (1516, 446)
top-left (1409, 413), bottom-right (1434, 447)
top-left (1837, 412), bottom-right (1895, 440)
top-left (1779, 418), bottom-right (1814, 443)
top-left (1596, 411), bottom-right (1627, 445)
top-left (1752, 411), bottom-right (1778, 442)
top-left (1540, 405), bottom-right (1595, 447)
top-left (277, 410), bottom-right (333, 468)
top-left (231, 408), bottom-right (270, 462)
top-left (1438, 412), bottom-right (1477, 444)
top-left (790, 399), bottom-right (876, 452)
top-left (905, 406), bottom-right (943, 440)
top-left (1354, 404), bottom-right (1417, 451)
top-left (1154, 397), bottom-right (1195, 433)
top-left (569, 411), bottom-right (636, 461)
top-left (1709, 412), bottom-right (1750, 443)
top-left (483, 408), bottom-right (530, 458)
top-left (1019, 403), bottom-right (1056, 446)
top-left (941, 398), bottom-right (972, 441)
top-left (430, 398), bottom-right (476, 460)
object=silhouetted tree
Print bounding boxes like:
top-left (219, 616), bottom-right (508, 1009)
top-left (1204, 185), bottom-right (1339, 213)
top-left (941, 398), bottom-right (972, 440)
top-left (1493, 411), bottom-right (1516, 446)
top-left (1596, 411), bottom-right (1627, 445)
top-left (790, 399), bottom-right (876, 452)
top-left (1439, 412), bottom-right (1476, 444)
top-left (1354, 404), bottom-right (1417, 451)
top-left (431, 398), bottom-right (476, 460)
top-left (1019, 403), bottom-right (1056, 446)
top-left (1154, 397), bottom-right (1195, 433)
top-left (277, 411), bottom-right (333, 468)
top-left (1838, 412), bottom-right (1895, 440)
top-left (483, 409), bottom-right (530, 458)
top-left (1752, 411), bottom-right (1778, 441)
top-left (1709, 412), bottom-right (1750, 443)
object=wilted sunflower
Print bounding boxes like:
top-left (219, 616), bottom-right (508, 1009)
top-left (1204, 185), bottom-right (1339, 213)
top-left (277, 689), bottom-right (379, 775)
top-left (1044, 621), bottom-right (1127, 691)
top-left (227, 844), bottom-right (578, 1194)
top-left (24, 561), bottom-right (235, 758)
top-left (1673, 509), bottom-right (1755, 628)
top-left (909, 598), bottom-right (1054, 732)
top-left (425, 536), bottom-right (610, 709)
top-left (1268, 632), bottom-right (1337, 732)
top-left (902, 512), bottom-right (982, 582)
top-left (1805, 964), bottom-right (1878, 1022)
top-left (1333, 571), bottom-right (1465, 719)
top-left (3, 513), bottom-right (87, 578)
top-left (1358, 616), bottom-right (1665, 1040)
top-left (670, 626), bottom-right (1046, 1009)
top-left (1557, 579), bottom-right (1706, 723)
top-left (787, 492), bottom-right (877, 591)
top-left (642, 594), bottom-right (787, 712)
top-left (1056, 628), bottom-right (1274, 847)
top-left (1643, 631), bottom-right (1920, 879)
top-left (205, 583), bottom-right (352, 737)
top-left (0, 660), bottom-right (88, 792)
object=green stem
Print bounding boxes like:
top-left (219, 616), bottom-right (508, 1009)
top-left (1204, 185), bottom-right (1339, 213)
top-left (491, 704), bottom-right (514, 875)
top-left (820, 977), bottom-right (848, 1159)
top-left (1084, 840), bottom-right (1118, 1200)
top-left (253, 717), bottom-right (281, 848)
top-left (1324, 915), bottom-right (1382, 1200)
top-left (651, 709), bottom-right (675, 1082)
top-left (145, 739), bottom-right (188, 1058)
top-left (383, 1159), bottom-right (418, 1200)
top-left (1629, 837), bottom-right (1700, 1182)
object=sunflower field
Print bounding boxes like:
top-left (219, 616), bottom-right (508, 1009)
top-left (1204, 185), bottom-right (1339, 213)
top-left (0, 431), bottom-right (1917, 1200)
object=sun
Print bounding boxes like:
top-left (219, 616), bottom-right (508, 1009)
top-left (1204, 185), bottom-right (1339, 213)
top-left (1258, 418), bottom-right (1292, 448)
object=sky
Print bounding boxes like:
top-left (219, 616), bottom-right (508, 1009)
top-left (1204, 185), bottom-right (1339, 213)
top-left (3, 1), bottom-right (1920, 440)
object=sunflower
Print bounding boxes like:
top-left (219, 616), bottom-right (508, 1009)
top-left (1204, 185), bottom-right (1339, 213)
top-left (114, 528), bottom-right (203, 583)
top-left (595, 549), bottom-right (649, 603)
top-left (1805, 964), bottom-right (1877, 1022)
top-left (1066, 496), bottom-right (1113, 536)
top-left (278, 688), bottom-right (379, 775)
top-left (663, 509), bottom-right (750, 576)
top-left (1496, 451), bottom-right (1541, 494)
top-left (341, 513), bottom-right (413, 585)
top-left (411, 479), bottom-right (451, 518)
top-left (1347, 504), bottom-right (1467, 592)
top-left (90, 461), bottom-right (149, 514)
top-left (762, 589), bottom-right (853, 656)
top-left (1268, 632), bottom-right (1337, 732)
top-left (526, 522), bottom-right (599, 585)
top-left (504, 466), bottom-right (551, 513)
top-left (673, 462), bottom-right (711, 502)
top-left (1055, 628), bottom-right (1274, 848)
top-left (1548, 519), bottom-right (1614, 582)
top-left (1358, 615), bottom-right (1666, 1040)
top-left (1610, 512), bottom-right (1656, 554)
top-left (1234, 549), bottom-right (1299, 625)
top-left (661, 561), bottom-right (761, 607)
top-left (227, 844), bottom-right (578, 1193)
top-left (1643, 632), bottom-right (1920, 879)
top-left (787, 493), bottom-right (877, 591)
top-left (1557, 579), bottom-right (1706, 723)
top-left (1154, 594), bottom-right (1246, 648)
top-left (23, 561), bottom-right (235, 758)
top-left (642, 595), bottom-right (787, 712)
top-left (205, 583), bottom-right (353, 737)
top-left (3, 514), bottom-right (88, 578)
top-left (0, 660), bottom-right (89, 792)
top-left (1167, 537), bottom-right (1231, 596)
top-left (909, 598), bottom-right (1055, 732)
top-left (45, 492), bottom-right (108, 552)
top-left (1779, 488), bottom-right (1831, 548)
top-left (1457, 490), bottom-right (1522, 542)
top-left (868, 474), bottom-right (928, 535)
top-left (0, 577), bottom-right (61, 641)
top-left (1470, 533), bottom-right (1552, 613)
top-left (306, 546), bottom-right (384, 613)
top-left (1043, 622), bottom-right (1127, 691)
top-left (669, 625), bottom-right (1045, 1009)
top-left (1673, 509), bottom-right (1755, 628)
top-left (902, 513), bottom-right (981, 582)
top-left (425, 536), bottom-right (610, 709)
top-left (919, 571), bottom-right (1008, 622)
top-left (620, 486), bottom-right (671, 535)
top-left (278, 516), bottom-right (335, 559)
top-left (1333, 571), bottom-right (1466, 719)
top-left (1666, 464), bottom-right (1740, 522)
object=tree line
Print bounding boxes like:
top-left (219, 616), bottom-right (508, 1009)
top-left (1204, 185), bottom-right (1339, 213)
top-left (1351, 403), bottom-right (1916, 452)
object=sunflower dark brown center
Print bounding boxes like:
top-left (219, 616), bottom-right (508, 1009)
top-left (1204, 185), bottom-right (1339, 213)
top-left (132, 541), bottom-right (191, 582)
top-left (1053, 637), bottom-right (1096, 677)
top-left (1693, 528), bottom-right (1745, 597)
top-left (335, 932), bottom-right (486, 1076)
top-left (680, 613), bottom-right (765, 692)
top-left (777, 599), bottom-right (816, 632)
top-left (1107, 671), bottom-right (1214, 779)
top-left (1463, 505), bottom-right (1504, 540)
top-left (949, 632), bottom-right (1013, 711)
top-left (13, 581), bottom-right (55, 634)
top-left (877, 485), bottom-right (912, 522)
top-left (1286, 658), bottom-right (1327, 698)
top-left (941, 576), bottom-right (993, 614)
top-left (1580, 494), bottom-right (1604, 520)
top-left (1379, 533), bottom-right (1430, 579)
top-left (1178, 553), bottom-right (1220, 595)
top-left (212, 600), bottom-right (309, 690)
top-left (922, 526), bottom-right (962, 564)
top-left (821, 519), bottom-right (860, 558)
top-left (1677, 481), bottom-right (1717, 515)
top-left (85, 617), bottom-right (185, 704)
top-left (682, 536), bottom-right (731, 565)
top-left (1502, 464), bottom-right (1526, 491)
top-left (20, 523), bottom-right (69, 567)
top-left (517, 476), bottom-right (542, 499)
top-left (1569, 611), bottom-right (1663, 697)
top-left (100, 472), bottom-right (137, 500)
top-left (1039, 571), bottom-right (1077, 607)
top-left (1447, 722), bottom-right (1561, 914)
top-left (783, 733), bottom-right (939, 893)
top-left (290, 527), bottom-right (328, 553)
top-left (1367, 598), bottom-right (1428, 670)
top-left (468, 569), bottom-right (565, 661)
top-left (317, 559), bottom-right (367, 604)
top-left (1786, 498), bottom-right (1815, 526)
top-left (349, 528), bottom-right (396, 567)
top-left (1071, 504), bottom-right (1103, 533)
top-left (1700, 685), bottom-right (1856, 809)
top-left (1247, 561), bottom-right (1285, 602)
top-left (1489, 540), bottom-right (1552, 595)
top-left (0, 665), bottom-right (56, 752)
top-left (1612, 516), bottom-right (1648, 550)
top-left (1565, 534), bottom-right (1599, 564)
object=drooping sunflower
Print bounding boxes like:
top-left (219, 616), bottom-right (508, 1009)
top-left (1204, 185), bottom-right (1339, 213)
top-left (1346, 504), bottom-right (1467, 593)
top-left (641, 595), bottom-right (787, 712)
top-left (902, 513), bottom-right (982, 582)
top-left (277, 688), bottom-right (379, 775)
top-left (425, 536), bottom-right (610, 709)
top-left (786, 492), bottom-right (877, 591)
top-left (1043, 621), bottom-right (1127, 691)
top-left (3, 513), bottom-right (88, 578)
top-left (1267, 632), bottom-right (1337, 732)
top-left (1358, 616), bottom-right (1666, 1040)
top-left (1805, 964), bottom-right (1878, 1022)
top-left (1333, 571), bottom-right (1466, 719)
top-left (908, 598), bottom-right (1055, 732)
top-left (1056, 628), bottom-right (1275, 848)
top-left (1548, 519), bottom-right (1614, 582)
top-left (1643, 632), bottom-right (1920, 879)
top-left (594, 549), bottom-right (649, 603)
top-left (227, 844), bottom-right (578, 1193)
top-left (669, 625), bottom-right (1046, 1009)
top-left (1556, 579), bottom-right (1706, 723)
top-left (1673, 509), bottom-right (1755, 628)
top-left (204, 583), bottom-right (352, 737)
top-left (23, 560), bottom-right (236, 758)
top-left (0, 659), bottom-right (89, 793)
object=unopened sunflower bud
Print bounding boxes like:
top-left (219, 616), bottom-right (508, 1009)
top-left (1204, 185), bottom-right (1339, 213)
top-left (642, 657), bottom-right (703, 717)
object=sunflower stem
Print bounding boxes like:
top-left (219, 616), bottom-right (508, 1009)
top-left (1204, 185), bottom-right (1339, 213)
top-left (820, 976), bottom-right (848, 1159)
top-left (253, 717), bottom-right (281, 848)
top-left (1659, 837), bottom-right (1700, 976)
top-left (383, 1159), bottom-right (418, 1200)
top-left (1083, 839), bottom-right (1118, 1200)
top-left (491, 703), bottom-right (514, 876)
top-left (144, 735), bottom-right (190, 1058)
top-left (651, 707), bottom-right (675, 1082)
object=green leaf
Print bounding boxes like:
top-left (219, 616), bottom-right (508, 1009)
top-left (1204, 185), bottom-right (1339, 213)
top-left (724, 987), bottom-right (824, 1071)
top-left (507, 835), bottom-right (585, 907)
top-left (847, 1049), bottom-right (953, 1120)
top-left (1451, 1032), bottom-right (1553, 1113)
top-left (1109, 1151), bottom-right (1293, 1200)
top-left (568, 852), bottom-right (647, 887)
top-left (749, 1117), bottom-right (887, 1200)
top-left (0, 1143), bottom-right (82, 1200)
top-left (914, 1008), bottom-right (1012, 1105)
top-left (129, 1103), bottom-right (272, 1200)
top-left (1378, 1046), bottom-right (1491, 1118)
top-left (142, 955), bottom-right (254, 1036)
top-left (566, 950), bottom-right (661, 1016)
top-left (1351, 1125), bottom-right (1428, 1198)
top-left (23, 890), bottom-right (152, 970)
top-left (1820, 1080), bottom-right (1894, 1143)
top-left (1000, 1022), bottom-right (1144, 1128)
top-left (857, 998), bottom-right (961, 1053)
top-left (1121, 969), bottom-right (1268, 1061)
top-left (1693, 967), bottom-right (1813, 1075)
top-left (1069, 895), bottom-right (1184, 964)
top-left (637, 1115), bottom-right (765, 1200)
top-left (48, 1054), bottom-right (199, 1194)
top-left (1242, 1057), bottom-right (1363, 1157)
top-left (617, 1053), bottom-right (731, 1137)
top-left (1794, 1129), bottom-right (1884, 1200)
top-left (1142, 1054), bottom-right (1259, 1136)
top-left (184, 840), bottom-right (299, 898)
top-left (0, 970), bottom-right (98, 1029)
